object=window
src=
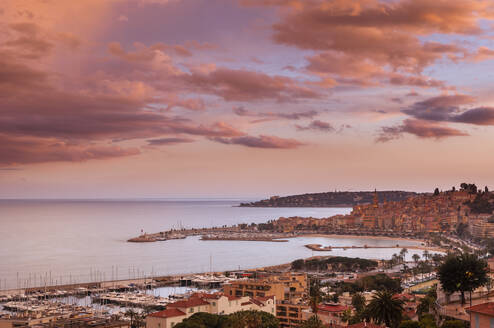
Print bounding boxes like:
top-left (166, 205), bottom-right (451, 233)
top-left (475, 314), bottom-right (479, 328)
top-left (189, 308), bottom-right (194, 313)
top-left (491, 318), bottom-right (494, 328)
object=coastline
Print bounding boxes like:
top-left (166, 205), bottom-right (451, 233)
top-left (301, 233), bottom-right (426, 244)
top-left (0, 237), bottom-right (445, 295)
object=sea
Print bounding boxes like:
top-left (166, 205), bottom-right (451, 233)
top-left (0, 199), bottom-right (425, 290)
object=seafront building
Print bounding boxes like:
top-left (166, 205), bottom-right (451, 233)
top-left (223, 272), bottom-right (308, 328)
top-left (272, 190), bottom-right (481, 235)
top-left (146, 292), bottom-right (275, 328)
top-left (223, 272), bottom-right (307, 303)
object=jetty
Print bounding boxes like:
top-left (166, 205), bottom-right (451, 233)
top-left (304, 243), bottom-right (444, 252)
top-left (127, 227), bottom-right (297, 243)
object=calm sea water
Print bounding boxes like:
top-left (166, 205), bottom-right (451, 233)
top-left (0, 200), bottom-right (422, 290)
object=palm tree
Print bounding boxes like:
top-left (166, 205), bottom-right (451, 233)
top-left (412, 254), bottom-right (421, 280)
top-left (400, 248), bottom-right (408, 263)
top-left (309, 279), bottom-right (322, 317)
top-left (125, 309), bottom-right (138, 328)
top-left (300, 315), bottom-right (324, 328)
top-left (391, 253), bottom-right (400, 268)
top-left (366, 291), bottom-right (404, 328)
top-left (423, 250), bottom-right (430, 263)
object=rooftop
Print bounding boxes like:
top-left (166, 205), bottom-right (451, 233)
top-left (167, 298), bottom-right (210, 309)
top-left (148, 309), bottom-right (187, 319)
top-left (466, 302), bottom-right (494, 316)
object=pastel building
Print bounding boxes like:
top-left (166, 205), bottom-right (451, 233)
top-left (467, 302), bottom-right (494, 328)
top-left (146, 293), bottom-right (275, 328)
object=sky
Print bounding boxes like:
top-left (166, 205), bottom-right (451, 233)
top-left (1, 0), bottom-right (494, 198)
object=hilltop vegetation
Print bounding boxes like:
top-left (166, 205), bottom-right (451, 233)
top-left (240, 191), bottom-right (419, 207)
top-left (291, 256), bottom-right (378, 272)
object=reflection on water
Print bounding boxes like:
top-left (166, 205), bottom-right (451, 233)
top-left (0, 200), bottom-right (425, 290)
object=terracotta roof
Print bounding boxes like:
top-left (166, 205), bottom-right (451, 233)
top-left (255, 296), bottom-right (275, 302)
top-left (191, 292), bottom-right (222, 300)
top-left (317, 304), bottom-right (349, 313)
top-left (347, 323), bottom-right (385, 328)
top-left (393, 293), bottom-right (415, 301)
top-left (148, 309), bottom-right (186, 319)
top-left (241, 301), bottom-right (252, 306)
top-left (226, 295), bottom-right (240, 301)
top-left (466, 302), bottom-right (494, 316)
top-left (167, 298), bottom-right (210, 308)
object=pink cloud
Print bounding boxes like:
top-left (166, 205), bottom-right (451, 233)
top-left (376, 119), bottom-right (469, 142)
top-left (211, 135), bottom-right (305, 149)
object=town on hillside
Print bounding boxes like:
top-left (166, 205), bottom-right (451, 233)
top-left (3, 184), bottom-right (494, 328)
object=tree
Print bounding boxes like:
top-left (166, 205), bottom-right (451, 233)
top-left (422, 250), bottom-right (430, 268)
top-left (125, 309), bottom-right (145, 328)
top-left (399, 321), bottom-right (420, 328)
top-left (400, 248), bottom-right (408, 269)
top-left (456, 223), bottom-right (469, 239)
top-left (440, 320), bottom-right (465, 328)
top-left (437, 253), bottom-right (488, 305)
top-left (418, 314), bottom-right (437, 328)
top-left (309, 279), bottom-right (322, 316)
top-left (351, 292), bottom-right (366, 313)
top-left (434, 188), bottom-right (440, 196)
top-left (300, 315), bottom-right (324, 328)
top-left (229, 310), bottom-right (279, 328)
top-left (417, 287), bottom-right (437, 319)
top-left (460, 183), bottom-right (477, 193)
top-left (357, 274), bottom-right (402, 293)
top-left (175, 312), bottom-right (230, 328)
top-left (175, 311), bottom-right (279, 328)
top-left (366, 290), bottom-right (404, 328)
top-left (291, 259), bottom-right (305, 270)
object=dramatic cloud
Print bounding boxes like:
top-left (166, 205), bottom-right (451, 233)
top-left (4, 22), bottom-right (54, 59)
top-left (0, 135), bottom-right (140, 165)
top-left (2, 0), bottom-right (494, 170)
top-left (402, 94), bottom-right (494, 126)
top-left (211, 135), bottom-right (305, 149)
top-left (295, 120), bottom-right (334, 132)
top-left (244, 0), bottom-right (494, 91)
top-left (377, 119), bottom-right (469, 142)
top-left (146, 137), bottom-right (195, 146)
top-left (268, 0), bottom-right (481, 70)
top-left (108, 41), bottom-right (214, 61)
top-left (233, 107), bottom-right (318, 122)
top-left (164, 97), bottom-right (206, 111)
top-left (184, 68), bottom-right (320, 102)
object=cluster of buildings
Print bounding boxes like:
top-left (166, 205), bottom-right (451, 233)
top-left (0, 303), bottom-right (128, 328)
top-left (144, 272), bottom-right (401, 328)
top-left (146, 292), bottom-right (275, 328)
top-left (146, 272), bottom-right (310, 328)
top-left (269, 190), bottom-right (494, 237)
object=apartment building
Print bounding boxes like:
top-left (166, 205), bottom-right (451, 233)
top-left (146, 292), bottom-right (275, 328)
top-left (223, 272), bottom-right (307, 303)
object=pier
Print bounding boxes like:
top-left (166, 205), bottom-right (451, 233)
top-left (304, 243), bottom-right (445, 252)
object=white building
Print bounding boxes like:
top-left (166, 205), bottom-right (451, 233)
top-left (146, 293), bottom-right (275, 328)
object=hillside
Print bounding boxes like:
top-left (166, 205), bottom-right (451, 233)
top-left (239, 190), bottom-right (419, 207)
